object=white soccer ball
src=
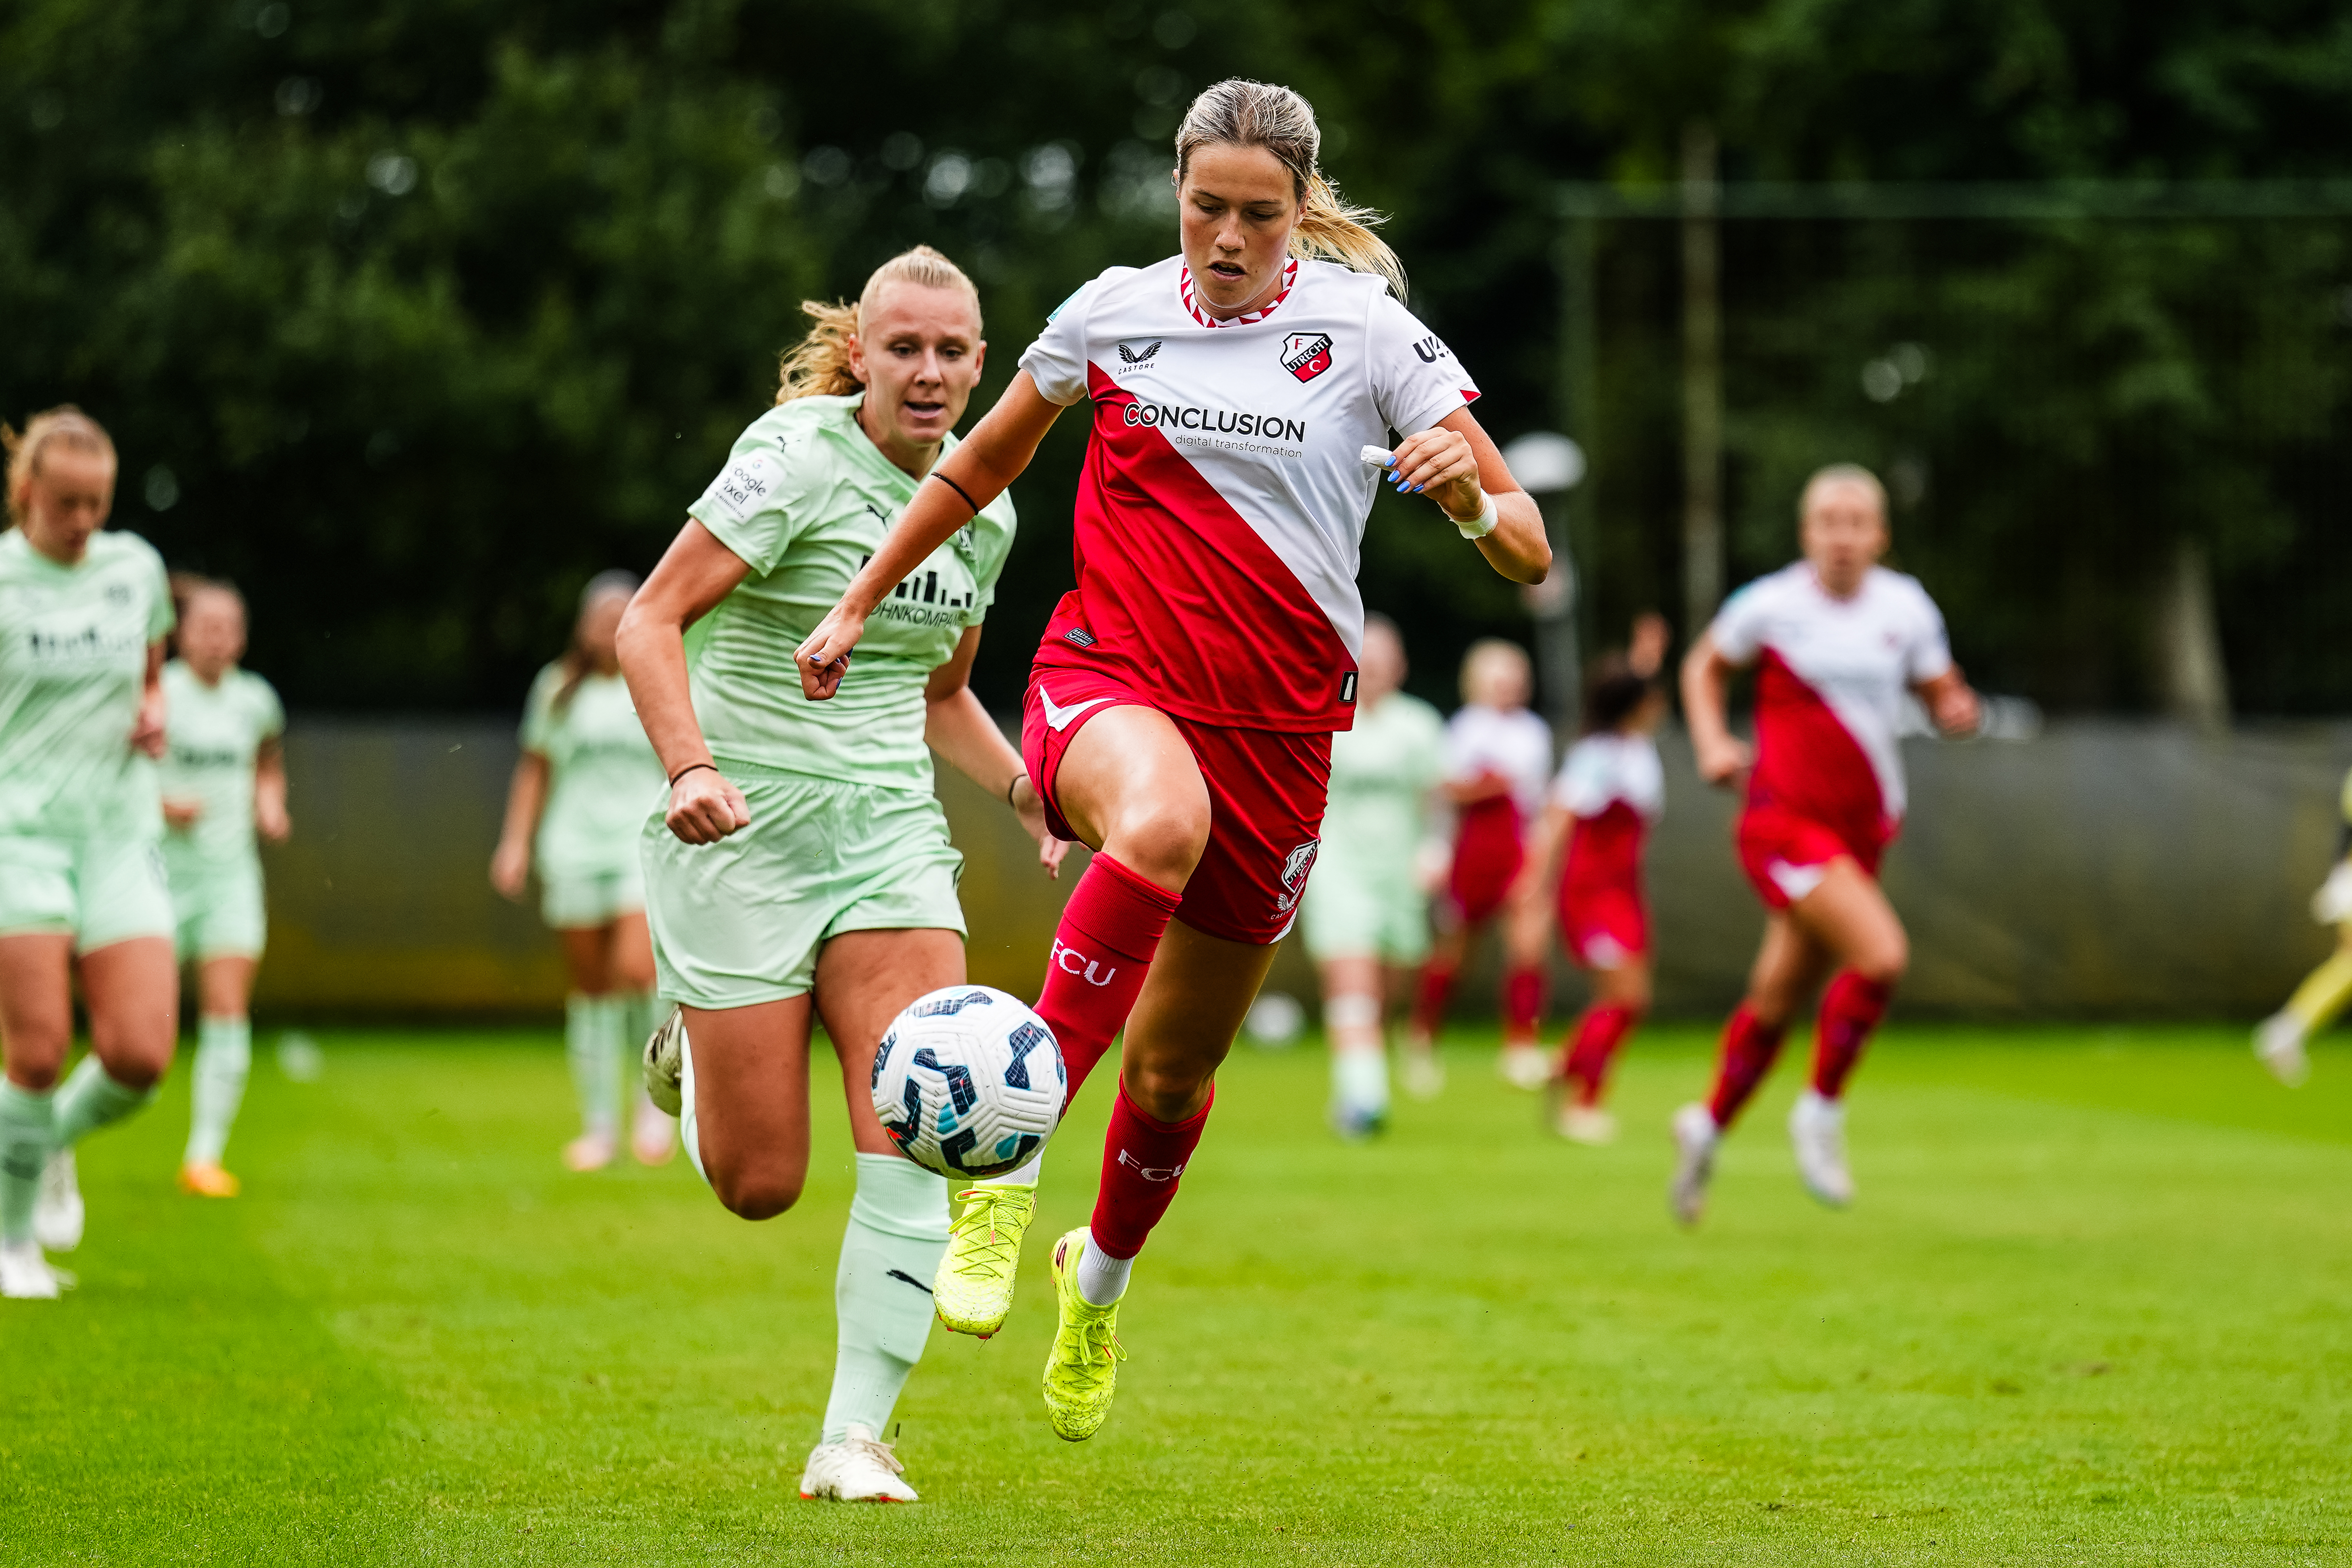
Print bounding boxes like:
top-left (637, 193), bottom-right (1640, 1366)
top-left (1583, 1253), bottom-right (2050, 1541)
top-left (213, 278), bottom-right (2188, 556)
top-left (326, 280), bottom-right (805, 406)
top-left (871, 985), bottom-right (1066, 1180)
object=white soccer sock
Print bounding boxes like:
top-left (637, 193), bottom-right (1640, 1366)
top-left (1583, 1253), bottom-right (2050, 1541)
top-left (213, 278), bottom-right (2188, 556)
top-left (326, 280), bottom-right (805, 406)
top-left (984, 1152), bottom-right (1044, 1187)
top-left (821, 1152), bottom-right (951, 1443)
top-left (564, 992), bottom-right (621, 1137)
top-left (0, 1083), bottom-right (55, 1245)
top-left (1332, 1047), bottom-right (1390, 1116)
top-left (52, 1055), bottom-right (155, 1147)
top-left (1075, 1228), bottom-right (1133, 1307)
top-left (184, 1015), bottom-right (252, 1167)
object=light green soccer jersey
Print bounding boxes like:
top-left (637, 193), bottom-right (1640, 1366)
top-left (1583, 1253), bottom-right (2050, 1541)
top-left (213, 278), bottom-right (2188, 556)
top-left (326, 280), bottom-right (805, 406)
top-left (159, 661), bottom-right (285, 864)
top-left (519, 666), bottom-right (665, 881)
top-left (1319, 691), bottom-right (1446, 872)
top-left (0, 527), bottom-right (174, 839)
top-left (686, 394), bottom-right (1017, 790)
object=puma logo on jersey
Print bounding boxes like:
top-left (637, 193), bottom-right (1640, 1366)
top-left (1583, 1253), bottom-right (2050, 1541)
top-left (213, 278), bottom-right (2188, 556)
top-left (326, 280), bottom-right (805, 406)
top-left (1038, 686), bottom-right (1111, 732)
top-left (1281, 332), bottom-right (1334, 383)
top-left (1117, 338), bottom-right (1163, 365)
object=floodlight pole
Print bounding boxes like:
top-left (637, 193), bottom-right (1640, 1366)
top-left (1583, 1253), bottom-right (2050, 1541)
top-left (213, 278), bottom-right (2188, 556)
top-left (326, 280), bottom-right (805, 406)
top-left (1680, 124), bottom-right (1725, 642)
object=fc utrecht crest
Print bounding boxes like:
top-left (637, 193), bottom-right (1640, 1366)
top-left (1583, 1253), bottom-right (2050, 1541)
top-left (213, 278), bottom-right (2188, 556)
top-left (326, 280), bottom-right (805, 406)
top-left (1280, 332), bottom-right (1334, 383)
top-left (1274, 839), bottom-right (1321, 914)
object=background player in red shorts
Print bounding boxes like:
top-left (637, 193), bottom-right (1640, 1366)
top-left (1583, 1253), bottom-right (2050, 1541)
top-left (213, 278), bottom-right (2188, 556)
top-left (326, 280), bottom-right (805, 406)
top-left (795, 78), bottom-right (1550, 1440)
top-left (1525, 626), bottom-right (1669, 1145)
top-left (1670, 465), bottom-right (1978, 1226)
top-left (1406, 639), bottom-right (1554, 1094)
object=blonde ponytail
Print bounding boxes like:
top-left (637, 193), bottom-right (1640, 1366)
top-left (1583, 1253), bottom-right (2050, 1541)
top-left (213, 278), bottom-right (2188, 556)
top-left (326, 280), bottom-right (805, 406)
top-left (775, 245), bottom-right (984, 404)
top-left (3, 404), bottom-right (116, 526)
top-left (1175, 79), bottom-right (1408, 301)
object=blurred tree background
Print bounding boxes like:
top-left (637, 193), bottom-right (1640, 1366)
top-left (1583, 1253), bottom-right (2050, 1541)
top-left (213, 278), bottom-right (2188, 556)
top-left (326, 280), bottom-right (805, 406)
top-left (5, 0), bottom-right (2352, 716)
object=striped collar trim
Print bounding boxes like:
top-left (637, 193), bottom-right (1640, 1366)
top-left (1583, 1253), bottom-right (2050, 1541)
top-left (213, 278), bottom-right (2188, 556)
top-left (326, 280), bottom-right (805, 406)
top-left (1178, 257), bottom-right (1299, 328)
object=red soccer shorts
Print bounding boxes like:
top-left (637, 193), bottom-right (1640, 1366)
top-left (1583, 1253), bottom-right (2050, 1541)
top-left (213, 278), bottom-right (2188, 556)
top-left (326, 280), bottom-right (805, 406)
top-left (1441, 795), bottom-right (1524, 927)
top-left (1022, 665), bottom-right (1332, 946)
top-left (1558, 882), bottom-right (1648, 970)
top-left (1735, 803), bottom-right (1890, 911)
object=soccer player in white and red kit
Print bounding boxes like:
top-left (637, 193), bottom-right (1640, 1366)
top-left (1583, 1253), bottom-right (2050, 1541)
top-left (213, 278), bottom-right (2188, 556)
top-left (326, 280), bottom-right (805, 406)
top-left (795, 79), bottom-right (1550, 1439)
top-left (1526, 642), bottom-right (1669, 1145)
top-left (1406, 640), bottom-right (1554, 1093)
top-left (1670, 465), bottom-right (1978, 1225)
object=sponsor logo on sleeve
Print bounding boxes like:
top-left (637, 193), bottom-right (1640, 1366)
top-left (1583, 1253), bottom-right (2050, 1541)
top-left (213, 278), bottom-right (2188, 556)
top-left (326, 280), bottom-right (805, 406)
top-left (707, 450), bottom-right (784, 522)
top-left (1281, 332), bottom-right (1335, 383)
top-left (1412, 334), bottom-right (1455, 365)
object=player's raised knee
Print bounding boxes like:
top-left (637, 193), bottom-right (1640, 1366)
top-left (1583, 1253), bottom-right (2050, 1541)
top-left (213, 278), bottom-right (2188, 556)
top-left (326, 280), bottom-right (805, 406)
top-left (1852, 932), bottom-right (1908, 989)
top-left (711, 1161), bottom-right (803, 1221)
top-left (1107, 793), bottom-right (1210, 888)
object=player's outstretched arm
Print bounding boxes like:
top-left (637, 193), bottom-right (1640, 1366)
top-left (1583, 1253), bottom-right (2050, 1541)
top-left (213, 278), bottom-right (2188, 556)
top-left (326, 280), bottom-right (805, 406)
top-left (254, 735), bottom-right (292, 843)
top-left (795, 373), bottom-right (1068, 700)
top-left (490, 750), bottom-right (548, 899)
top-left (1916, 668), bottom-right (1980, 736)
top-left (923, 625), bottom-right (1072, 879)
top-left (1681, 631), bottom-right (1753, 787)
top-left (131, 639), bottom-right (168, 759)
top-left (1385, 409), bottom-right (1550, 585)
top-left (616, 521), bottom-right (756, 846)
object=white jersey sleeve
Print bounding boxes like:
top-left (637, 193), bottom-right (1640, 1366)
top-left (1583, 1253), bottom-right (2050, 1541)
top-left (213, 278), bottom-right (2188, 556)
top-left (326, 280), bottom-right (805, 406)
top-left (1366, 292), bottom-right (1478, 438)
top-left (1709, 576), bottom-right (1774, 665)
top-left (1552, 734), bottom-right (1665, 821)
top-left (1021, 271), bottom-right (1133, 407)
top-left (1897, 577), bottom-right (1956, 684)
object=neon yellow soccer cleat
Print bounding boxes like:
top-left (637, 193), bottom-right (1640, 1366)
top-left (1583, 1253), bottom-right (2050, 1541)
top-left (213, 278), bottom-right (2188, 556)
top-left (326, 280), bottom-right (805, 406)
top-left (1040, 1227), bottom-right (1127, 1442)
top-left (933, 1181), bottom-right (1037, 1338)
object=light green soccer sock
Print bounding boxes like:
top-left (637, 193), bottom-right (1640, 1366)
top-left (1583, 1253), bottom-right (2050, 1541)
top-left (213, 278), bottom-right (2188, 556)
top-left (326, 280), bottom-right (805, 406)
top-left (619, 988), bottom-right (659, 1114)
top-left (52, 1055), bottom-right (156, 1149)
top-left (0, 1082), bottom-right (56, 1245)
top-left (565, 992), bottom-right (621, 1138)
top-left (820, 1152), bottom-right (951, 1444)
top-left (184, 1015), bottom-right (253, 1167)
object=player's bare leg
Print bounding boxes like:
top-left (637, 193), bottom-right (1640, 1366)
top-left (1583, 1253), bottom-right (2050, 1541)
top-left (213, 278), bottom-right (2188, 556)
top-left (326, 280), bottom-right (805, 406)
top-left (1498, 882), bottom-right (1554, 1090)
top-left (181, 954), bottom-right (258, 1198)
top-left (1321, 954), bottom-right (1389, 1138)
top-left (1674, 916), bottom-right (1832, 1225)
top-left (1557, 954), bottom-right (1650, 1145)
top-left (1780, 863), bottom-right (1906, 1207)
top-left (1402, 923), bottom-right (1465, 1099)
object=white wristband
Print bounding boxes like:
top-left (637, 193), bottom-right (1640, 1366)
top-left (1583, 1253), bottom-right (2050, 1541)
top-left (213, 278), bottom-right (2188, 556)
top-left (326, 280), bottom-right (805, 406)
top-left (1449, 491), bottom-right (1499, 540)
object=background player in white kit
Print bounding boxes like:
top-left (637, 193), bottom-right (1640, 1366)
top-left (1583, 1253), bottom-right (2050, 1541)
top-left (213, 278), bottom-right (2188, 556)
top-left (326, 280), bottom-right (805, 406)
top-left (0, 408), bottom-right (180, 1297)
top-left (1672, 465), bottom-right (1978, 1225)
top-left (1301, 614), bottom-right (1445, 1137)
top-left (491, 572), bottom-right (672, 1172)
top-left (1406, 639), bottom-right (1555, 1093)
top-left (158, 575), bottom-right (290, 1197)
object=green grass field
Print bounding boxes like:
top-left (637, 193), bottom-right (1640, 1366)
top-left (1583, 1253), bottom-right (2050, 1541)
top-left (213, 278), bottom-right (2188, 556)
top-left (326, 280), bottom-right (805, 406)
top-left (3, 1024), bottom-right (2348, 1566)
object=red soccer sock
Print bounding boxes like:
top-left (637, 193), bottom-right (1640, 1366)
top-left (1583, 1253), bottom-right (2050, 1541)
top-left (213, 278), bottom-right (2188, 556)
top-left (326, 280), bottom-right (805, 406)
top-left (1811, 971), bottom-right (1893, 1100)
top-left (1089, 1079), bottom-right (1213, 1260)
top-left (1502, 965), bottom-right (1547, 1045)
top-left (1563, 1004), bottom-right (1639, 1107)
top-left (1039, 855), bottom-right (1183, 1108)
top-left (1410, 962), bottom-right (1460, 1039)
top-left (1705, 1004), bottom-right (1788, 1129)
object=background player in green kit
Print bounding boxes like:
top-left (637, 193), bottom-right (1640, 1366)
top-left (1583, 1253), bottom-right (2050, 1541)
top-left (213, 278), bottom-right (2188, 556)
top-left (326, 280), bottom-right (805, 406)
top-left (158, 574), bottom-right (290, 1198)
top-left (492, 572), bottom-right (673, 1172)
top-left (1301, 615), bottom-right (1446, 1138)
top-left (0, 408), bottom-right (180, 1300)
top-left (616, 246), bottom-right (1066, 1502)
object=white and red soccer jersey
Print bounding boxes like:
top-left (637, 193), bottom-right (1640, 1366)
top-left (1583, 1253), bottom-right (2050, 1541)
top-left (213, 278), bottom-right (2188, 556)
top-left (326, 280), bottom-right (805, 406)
top-left (1709, 562), bottom-right (1953, 836)
top-left (1444, 703), bottom-right (1554, 821)
top-left (1553, 732), bottom-right (1663, 897)
top-left (1020, 255), bottom-right (1478, 733)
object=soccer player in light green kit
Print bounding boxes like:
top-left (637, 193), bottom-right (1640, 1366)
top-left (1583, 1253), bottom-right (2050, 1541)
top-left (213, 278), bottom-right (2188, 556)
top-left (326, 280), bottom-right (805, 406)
top-left (158, 575), bottom-right (290, 1197)
top-left (491, 572), bottom-right (673, 1171)
top-left (618, 246), bottom-right (1066, 1501)
top-left (0, 407), bottom-right (180, 1299)
top-left (1301, 614), bottom-right (1445, 1138)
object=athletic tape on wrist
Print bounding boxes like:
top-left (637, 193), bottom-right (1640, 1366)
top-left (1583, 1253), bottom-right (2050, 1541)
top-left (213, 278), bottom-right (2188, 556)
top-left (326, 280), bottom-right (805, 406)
top-left (1450, 491), bottom-right (1500, 540)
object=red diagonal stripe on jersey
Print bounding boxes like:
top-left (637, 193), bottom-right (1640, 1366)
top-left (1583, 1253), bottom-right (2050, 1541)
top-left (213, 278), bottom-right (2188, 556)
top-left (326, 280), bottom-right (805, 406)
top-left (1750, 648), bottom-right (1887, 838)
top-left (1048, 363), bottom-right (1354, 731)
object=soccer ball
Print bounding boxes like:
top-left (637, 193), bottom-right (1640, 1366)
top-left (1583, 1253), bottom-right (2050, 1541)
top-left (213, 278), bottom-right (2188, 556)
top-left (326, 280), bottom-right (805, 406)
top-left (871, 986), bottom-right (1066, 1180)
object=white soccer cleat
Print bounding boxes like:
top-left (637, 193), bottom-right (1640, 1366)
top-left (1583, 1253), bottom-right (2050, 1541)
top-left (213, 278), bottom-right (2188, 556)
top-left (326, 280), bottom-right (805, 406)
top-left (34, 1149), bottom-right (83, 1252)
top-left (1557, 1104), bottom-right (1617, 1146)
top-left (1401, 1047), bottom-right (1446, 1100)
top-left (1499, 1044), bottom-right (1550, 1092)
top-left (1669, 1102), bottom-right (1719, 1228)
top-left (798, 1424), bottom-right (918, 1502)
top-left (2255, 1012), bottom-right (2310, 1087)
top-left (0, 1238), bottom-right (70, 1299)
top-left (643, 1007), bottom-right (685, 1117)
top-left (1788, 1089), bottom-right (1855, 1208)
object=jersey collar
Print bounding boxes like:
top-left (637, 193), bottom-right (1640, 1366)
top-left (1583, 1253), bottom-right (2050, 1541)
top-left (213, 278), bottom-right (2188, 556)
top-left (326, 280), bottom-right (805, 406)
top-left (1178, 257), bottom-right (1298, 329)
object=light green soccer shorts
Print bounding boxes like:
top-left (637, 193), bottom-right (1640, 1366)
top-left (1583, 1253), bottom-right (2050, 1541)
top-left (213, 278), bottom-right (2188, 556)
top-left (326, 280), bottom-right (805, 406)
top-left (540, 858), bottom-right (646, 931)
top-left (641, 768), bottom-right (966, 1011)
top-left (1300, 850), bottom-right (1432, 966)
top-left (166, 851), bottom-right (268, 961)
top-left (0, 831), bottom-right (177, 953)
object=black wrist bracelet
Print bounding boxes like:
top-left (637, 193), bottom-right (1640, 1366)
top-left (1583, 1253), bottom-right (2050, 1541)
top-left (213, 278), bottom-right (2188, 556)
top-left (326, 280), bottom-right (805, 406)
top-left (670, 761), bottom-right (717, 787)
top-left (1005, 773), bottom-right (1024, 808)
